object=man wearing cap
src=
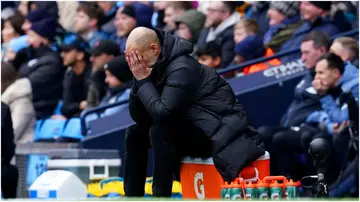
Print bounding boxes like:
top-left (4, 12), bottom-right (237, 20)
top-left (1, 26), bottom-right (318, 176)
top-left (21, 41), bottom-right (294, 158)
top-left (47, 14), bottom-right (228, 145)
top-left (112, 3), bottom-right (153, 52)
top-left (279, 1), bottom-right (339, 63)
top-left (19, 18), bottom-right (65, 119)
top-left (85, 40), bottom-right (121, 108)
top-left (263, 2), bottom-right (302, 52)
top-left (56, 34), bottom-right (92, 119)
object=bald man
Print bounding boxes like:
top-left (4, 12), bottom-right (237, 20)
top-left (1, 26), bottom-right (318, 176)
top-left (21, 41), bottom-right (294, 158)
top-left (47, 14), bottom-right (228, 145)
top-left (124, 27), bottom-right (264, 197)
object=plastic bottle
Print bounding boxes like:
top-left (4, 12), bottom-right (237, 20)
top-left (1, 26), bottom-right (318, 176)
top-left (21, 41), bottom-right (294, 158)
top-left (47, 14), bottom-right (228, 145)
top-left (284, 179), bottom-right (300, 199)
top-left (230, 180), bottom-right (243, 200)
top-left (269, 180), bottom-right (283, 200)
top-left (245, 181), bottom-right (257, 200)
top-left (256, 180), bottom-right (269, 200)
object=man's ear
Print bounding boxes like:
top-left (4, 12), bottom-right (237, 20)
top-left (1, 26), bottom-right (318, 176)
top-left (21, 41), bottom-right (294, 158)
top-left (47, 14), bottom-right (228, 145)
top-left (150, 43), bottom-right (160, 56)
top-left (90, 18), bottom-right (98, 28)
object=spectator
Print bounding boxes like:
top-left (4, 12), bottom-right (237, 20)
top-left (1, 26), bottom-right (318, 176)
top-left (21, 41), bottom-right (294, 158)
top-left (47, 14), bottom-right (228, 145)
top-left (19, 18), bottom-right (65, 119)
top-left (4, 35), bottom-right (28, 62)
top-left (197, 41), bottom-right (221, 69)
top-left (280, 1), bottom-right (339, 63)
top-left (233, 18), bottom-right (258, 44)
top-left (233, 35), bottom-right (281, 75)
top-left (151, 1), bottom-right (167, 29)
top-left (197, 1), bottom-right (241, 69)
top-left (101, 55), bottom-right (133, 115)
top-left (86, 40), bottom-right (120, 108)
top-left (257, 31), bottom-right (329, 176)
top-left (57, 34), bottom-right (92, 119)
top-left (1, 62), bottom-right (35, 144)
top-left (1, 102), bottom-right (18, 199)
top-left (330, 37), bottom-right (359, 67)
top-left (112, 3), bottom-right (153, 52)
top-left (245, 2), bottom-right (269, 38)
top-left (163, 2), bottom-right (193, 34)
top-left (174, 9), bottom-right (206, 45)
top-left (74, 2), bottom-right (107, 47)
top-left (264, 2), bottom-right (302, 52)
top-left (1, 10), bottom-right (24, 44)
top-left (21, 9), bottom-right (54, 33)
top-left (97, 1), bottom-right (117, 36)
top-left (27, 1), bottom-right (59, 19)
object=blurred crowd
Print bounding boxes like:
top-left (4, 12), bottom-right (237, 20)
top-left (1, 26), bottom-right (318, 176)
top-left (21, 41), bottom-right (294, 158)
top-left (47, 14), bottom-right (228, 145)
top-left (0, 1), bottom-right (359, 198)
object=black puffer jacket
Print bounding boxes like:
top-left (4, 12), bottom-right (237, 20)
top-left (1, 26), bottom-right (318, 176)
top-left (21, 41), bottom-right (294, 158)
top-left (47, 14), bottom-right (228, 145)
top-left (129, 29), bottom-right (265, 182)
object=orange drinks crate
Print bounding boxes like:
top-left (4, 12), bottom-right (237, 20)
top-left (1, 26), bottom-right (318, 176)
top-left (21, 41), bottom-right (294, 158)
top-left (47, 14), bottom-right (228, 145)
top-left (180, 151), bottom-right (270, 199)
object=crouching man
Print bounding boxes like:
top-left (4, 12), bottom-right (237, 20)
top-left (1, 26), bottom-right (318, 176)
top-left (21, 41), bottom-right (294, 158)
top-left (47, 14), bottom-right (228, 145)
top-left (124, 27), bottom-right (264, 197)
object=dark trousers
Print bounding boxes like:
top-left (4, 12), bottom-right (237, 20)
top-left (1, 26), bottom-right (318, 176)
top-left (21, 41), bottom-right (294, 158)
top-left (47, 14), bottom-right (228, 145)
top-left (1, 164), bottom-right (19, 199)
top-left (258, 125), bottom-right (325, 180)
top-left (124, 122), bottom-right (212, 197)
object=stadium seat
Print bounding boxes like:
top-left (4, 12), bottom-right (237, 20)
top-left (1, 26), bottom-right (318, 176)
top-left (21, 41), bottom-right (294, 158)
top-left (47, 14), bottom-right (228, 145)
top-left (34, 119), bottom-right (66, 141)
top-left (53, 101), bottom-right (63, 115)
top-left (62, 118), bottom-right (84, 140)
top-left (34, 120), bottom-right (44, 137)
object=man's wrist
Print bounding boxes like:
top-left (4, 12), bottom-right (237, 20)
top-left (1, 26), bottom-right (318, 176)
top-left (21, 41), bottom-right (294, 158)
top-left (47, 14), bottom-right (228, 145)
top-left (135, 76), bottom-right (151, 89)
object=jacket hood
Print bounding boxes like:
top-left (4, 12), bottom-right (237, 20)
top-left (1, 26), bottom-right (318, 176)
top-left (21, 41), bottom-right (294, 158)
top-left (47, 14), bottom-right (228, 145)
top-left (2, 78), bottom-right (32, 104)
top-left (153, 29), bottom-right (194, 68)
top-left (338, 61), bottom-right (359, 91)
top-left (174, 9), bottom-right (206, 43)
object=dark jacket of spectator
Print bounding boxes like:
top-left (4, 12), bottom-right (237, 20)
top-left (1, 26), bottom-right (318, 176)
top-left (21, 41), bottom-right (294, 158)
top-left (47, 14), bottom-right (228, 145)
top-left (1, 102), bottom-right (16, 165)
top-left (280, 17), bottom-right (340, 63)
top-left (245, 2), bottom-right (269, 38)
top-left (87, 69), bottom-right (107, 108)
top-left (19, 46), bottom-right (65, 119)
top-left (280, 69), bottom-right (321, 127)
top-left (197, 12), bottom-right (240, 69)
top-left (1, 102), bottom-right (19, 199)
top-left (61, 63), bottom-right (92, 118)
top-left (130, 29), bottom-right (265, 181)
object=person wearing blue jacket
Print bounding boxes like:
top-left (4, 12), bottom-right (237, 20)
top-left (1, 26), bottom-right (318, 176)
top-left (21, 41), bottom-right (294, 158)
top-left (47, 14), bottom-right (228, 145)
top-left (280, 1), bottom-right (339, 64)
top-left (306, 53), bottom-right (359, 135)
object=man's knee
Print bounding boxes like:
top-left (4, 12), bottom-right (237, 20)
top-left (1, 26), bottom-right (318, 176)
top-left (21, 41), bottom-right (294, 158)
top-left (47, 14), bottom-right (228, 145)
top-left (272, 131), bottom-right (287, 146)
top-left (257, 125), bottom-right (274, 141)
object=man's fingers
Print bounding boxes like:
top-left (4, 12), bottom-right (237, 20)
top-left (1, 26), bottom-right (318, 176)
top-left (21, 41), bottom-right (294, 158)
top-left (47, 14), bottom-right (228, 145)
top-left (130, 51), bottom-right (139, 66)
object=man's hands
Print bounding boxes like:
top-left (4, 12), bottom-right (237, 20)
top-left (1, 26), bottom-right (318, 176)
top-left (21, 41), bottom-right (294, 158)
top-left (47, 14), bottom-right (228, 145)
top-left (332, 121), bottom-right (349, 135)
top-left (125, 51), bottom-right (152, 80)
top-left (312, 79), bottom-right (329, 96)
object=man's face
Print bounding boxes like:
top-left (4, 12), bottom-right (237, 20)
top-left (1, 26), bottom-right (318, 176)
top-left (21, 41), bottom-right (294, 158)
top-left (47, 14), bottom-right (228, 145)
top-left (315, 59), bottom-right (341, 88)
top-left (97, 1), bottom-right (113, 13)
top-left (198, 55), bottom-right (220, 68)
top-left (267, 8), bottom-right (286, 26)
top-left (205, 2), bottom-right (227, 27)
top-left (176, 23), bottom-right (192, 40)
top-left (114, 11), bottom-right (136, 37)
top-left (300, 40), bottom-right (325, 69)
top-left (75, 11), bottom-right (92, 34)
top-left (26, 30), bottom-right (45, 48)
top-left (61, 49), bottom-right (78, 67)
top-left (300, 1), bottom-right (324, 22)
top-left (233, 27), bottom-right (248, 44)
top-left (105, 69), bottom-right (121, 88)
top-left (330, 42), bottom-right (348, 62)
top-left (164, 7), bottom-right (185, 31)
top-left (21, 19), bottom-right (32, 33)
top-left (90, 53), bottom-right (113, 69)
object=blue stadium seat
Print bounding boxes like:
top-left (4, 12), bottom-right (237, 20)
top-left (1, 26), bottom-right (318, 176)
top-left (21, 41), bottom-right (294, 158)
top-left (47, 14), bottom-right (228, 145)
top-left (34, 120), bottom-right (44, 137)
top-left (53, 101), bottom-right (63, 115)
top-left (62, 118), bottom-right (84, 140)
top-left (34, 119), bottom-right (66, 141)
